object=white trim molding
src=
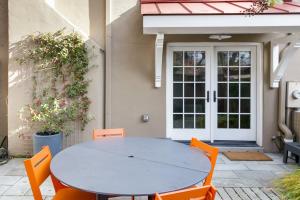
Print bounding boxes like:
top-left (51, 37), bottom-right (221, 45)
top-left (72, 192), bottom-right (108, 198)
top-left (155, 33), bottom-right (164, 88)
top-left (143, 15), bottom-right (300, 34)
top-left (270, 34), bottom-right (300, 88)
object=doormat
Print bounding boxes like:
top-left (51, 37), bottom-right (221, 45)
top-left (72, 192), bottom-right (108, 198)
top-left (223, 152), bottom-right (273, 161)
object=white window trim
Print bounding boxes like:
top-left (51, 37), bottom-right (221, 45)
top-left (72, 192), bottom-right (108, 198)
top-left (144, 15), bottom-right (300, 34)
top-left (166, 42), bottom-right (263, 146)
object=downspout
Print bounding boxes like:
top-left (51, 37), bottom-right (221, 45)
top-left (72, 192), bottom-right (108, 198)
top-left (278, 80), bottom-right (294, 142)
top-left (105, 0), bottom-right (112, 128)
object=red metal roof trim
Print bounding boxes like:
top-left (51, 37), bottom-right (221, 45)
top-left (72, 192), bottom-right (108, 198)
top-left (141, 0), bottom-right (300, 15)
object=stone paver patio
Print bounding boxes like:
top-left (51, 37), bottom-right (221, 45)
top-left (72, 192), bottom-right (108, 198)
top-left (0, 153), bottom-right (298, 200)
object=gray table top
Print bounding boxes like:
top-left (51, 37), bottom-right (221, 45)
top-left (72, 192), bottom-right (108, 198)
top-left (50, 137), bottom-right (211, 196)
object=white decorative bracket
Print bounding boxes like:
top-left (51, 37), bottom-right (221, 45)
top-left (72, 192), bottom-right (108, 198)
top-left (155, 33), bottom-right (164, 88)
top-left (270, 34), bottom-right (300, 88)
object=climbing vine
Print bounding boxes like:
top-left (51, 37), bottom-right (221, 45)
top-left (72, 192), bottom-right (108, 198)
top-left (19, 29), bottom-right (92, 135)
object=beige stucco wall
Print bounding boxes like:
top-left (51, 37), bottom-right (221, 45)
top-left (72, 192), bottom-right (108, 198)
top-left (0, 0), bottom-right (8, 148)
top-left (108, 0), bottom-right (300, 152)
top-left (8, 0), bottom-right (105, 155)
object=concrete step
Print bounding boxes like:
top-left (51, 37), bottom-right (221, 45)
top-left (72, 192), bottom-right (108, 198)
top-left (215, 146), bottom-right (264, 152)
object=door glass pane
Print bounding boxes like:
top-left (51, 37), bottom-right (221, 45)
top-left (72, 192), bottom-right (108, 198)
top-left (229, 67), bottom-right (239, 82)
top-left (172, 50), bottom-right (207, 130)
top-left (241, 68), bottom-right (251, 81)
top-left (173, 99), bottom-right (183, 113)
top-left (218, 51), bottom-right (228, 66)
top-left (184, 99), bottom-right (194, 113)
top-left (241, 83), bottom-right (250, 97)
top-left (184, 114), bottom-right (194, 128)
top-left (195, 68), bottom-right (205, 81)
top-left (240, 51), bottom-right (251, 66)
top-left (195, 51), bottom-right (206, 66)
top-left (218, 83), bottom-right (227, 97)
top-left (173, 68), bottom-right (183, 81)
top-left (173, 83), bottom-right (183, 97)
top-left (196, 83), bottom-right (205, 97)
top-left (229, 114), bottom-right (239, 128)
top-left (240, 114), bottom-right (251, 129)
top-left (240, 99), bottom-right (250, 113)
top-left (184, 83), bottom-right (194, 97)
top-left (196, 99), bottom-right (205, 113)
top-left (218, 114), bottom-right (227, 128)
top-left (218, 68), bottom-right (228, 82)
top-left (218, 99), bottom-right (227, 113)
top-left (184, 51), bottom-right (194, 66)
top-left (229, 51), bottom-right (239, 66)
top-left (173, 52), bottom-right (183, 66)
top-left (184, 68), bottom-right (194, 81)
top-left (196, 115), bottom-right (205, 128)
top-left (229, 99), bottom-right (239, 113)
top-left (173, 114), bottom-right (183, 128)
top-left (229, 83), bottom-right (239, 97)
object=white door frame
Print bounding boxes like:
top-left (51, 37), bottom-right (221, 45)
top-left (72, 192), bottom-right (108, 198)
top-left (166, 42), bottom-right (263, 146)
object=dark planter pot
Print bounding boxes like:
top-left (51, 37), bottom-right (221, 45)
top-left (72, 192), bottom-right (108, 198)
top-left (33, 132), bottom-right (63, 156)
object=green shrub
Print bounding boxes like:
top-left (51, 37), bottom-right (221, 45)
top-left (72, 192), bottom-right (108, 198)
top-left (275, 169), bottom-right (300, 200)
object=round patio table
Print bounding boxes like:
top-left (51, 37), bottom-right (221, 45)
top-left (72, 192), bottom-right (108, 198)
top-left (50, 137), bottom-right (211, 200)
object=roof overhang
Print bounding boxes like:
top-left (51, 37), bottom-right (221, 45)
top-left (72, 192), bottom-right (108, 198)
top-left (143, 14), bottom-right (300, 34)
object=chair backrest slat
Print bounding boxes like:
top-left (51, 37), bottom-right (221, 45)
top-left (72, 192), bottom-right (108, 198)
top-left (155, 185), bottom-right (217, 200)
top-left (24, 146), bottom-right (52, 200)
top-left (93, 128), bottom-right (125, 140)
top-left (190, 138), bottom-right (219, 186)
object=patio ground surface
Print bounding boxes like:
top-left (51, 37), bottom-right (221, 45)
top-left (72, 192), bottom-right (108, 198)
top-left (0, 153), bottom-right (298, 200)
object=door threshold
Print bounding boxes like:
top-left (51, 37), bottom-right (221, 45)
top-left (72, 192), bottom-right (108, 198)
top-left (176, 140), bottom-right (264, 152)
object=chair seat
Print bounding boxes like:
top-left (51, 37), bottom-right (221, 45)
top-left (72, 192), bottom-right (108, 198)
top-left (53, 188), bottom-right (96, 200)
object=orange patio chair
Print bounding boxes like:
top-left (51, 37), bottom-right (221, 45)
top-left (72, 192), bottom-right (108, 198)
top-left (190, 138), bottom-right (219, 186)
top-left (93, 128), bottom-right (125, 140)
top-left (155, 185), bottom-right (217, 200)
top-left (24, 146), bottom-right (96, 200)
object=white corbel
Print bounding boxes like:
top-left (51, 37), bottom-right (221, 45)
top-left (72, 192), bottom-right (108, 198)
top-left (155, 33), bottom-right (164, 88)
top-left (270, 34), bottom-right (300, 88)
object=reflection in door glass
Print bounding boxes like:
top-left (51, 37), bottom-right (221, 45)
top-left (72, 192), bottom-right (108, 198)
top-left (195, 51), bottom-right (206, 66)
top-left (218, 99), bottom-right (227, 113)
top-left (173, 83), bottom-right (183, 97)
top-left (218, 68), bottom-right (228, 82)
top-left (240, 115), bottom-right (251, 128)
top-left (173, 99), bottom-right (183, 113)
top-left (196, 115), bottom-right (205, 128)
top-left (184, 68), bottom-right (194, 81)
top-left (229, 115), bottom-right (239, 128)
top-left (184, 51), bottom-right (194, 66)
top-left (173, 51), bottom-right (183, 66)
top-left (184, 99), bottom-right (194, 113)
top-left (229, 68), bottom-right (239, 82)
top-left (229, 51), bottom-right (239, 66)
top-left (218, 52), bottom-right (228, 66)
top-left (218, 114), bottom-right (227, 128)
top-left (240, 51), bottom-right (251, 66)
top-left (173, 68), bottom-right (183, 81)
top-left (184, 114), bottom-right (194, 128)
top-left (172, 51), bottom-right (206, 129)
top-left (217, 50), bottom-right (252, 129)
top-left (195, 68), bottom-right (205, 81)
top-left (173, 115), bottom-right (183, 128)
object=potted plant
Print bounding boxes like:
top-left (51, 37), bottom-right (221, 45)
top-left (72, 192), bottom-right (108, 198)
top-left (18, 30), bottom-right (92, 156)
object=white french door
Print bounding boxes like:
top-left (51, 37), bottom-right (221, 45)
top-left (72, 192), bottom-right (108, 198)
top-left (166, 45), bottom-right (257, 142)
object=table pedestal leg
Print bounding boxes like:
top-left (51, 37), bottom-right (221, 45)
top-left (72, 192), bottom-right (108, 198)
top-left (97, 194), bottom-right (108, 200)
top-left (148, 195), bottom-right (154, 200)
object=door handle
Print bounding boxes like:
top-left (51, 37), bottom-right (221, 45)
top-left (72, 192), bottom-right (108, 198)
top-left (207, 91), bottom-right (210, 103)
top-left (213, 91), bottom-right (217, 102)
